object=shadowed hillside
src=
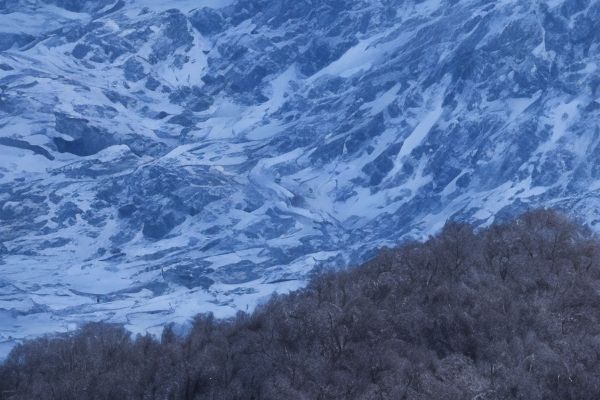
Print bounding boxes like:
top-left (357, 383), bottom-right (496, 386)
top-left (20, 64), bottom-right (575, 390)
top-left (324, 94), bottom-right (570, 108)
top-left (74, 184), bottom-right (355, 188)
top-left (2, 209), bottom-right (600, 399)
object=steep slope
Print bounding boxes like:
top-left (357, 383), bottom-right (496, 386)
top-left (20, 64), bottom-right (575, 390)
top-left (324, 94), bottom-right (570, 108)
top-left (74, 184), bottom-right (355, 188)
top-left (1, 0), bottom-right (600, 355)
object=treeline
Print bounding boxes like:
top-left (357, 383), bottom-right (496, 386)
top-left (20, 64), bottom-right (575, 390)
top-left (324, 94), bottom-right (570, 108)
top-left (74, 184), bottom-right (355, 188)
top-left (2, 209), bottom-right (600, 399)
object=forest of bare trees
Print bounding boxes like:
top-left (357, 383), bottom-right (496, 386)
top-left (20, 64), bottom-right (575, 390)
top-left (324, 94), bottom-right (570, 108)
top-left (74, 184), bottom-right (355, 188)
top-left (2, 209), bottom-right (600, 399)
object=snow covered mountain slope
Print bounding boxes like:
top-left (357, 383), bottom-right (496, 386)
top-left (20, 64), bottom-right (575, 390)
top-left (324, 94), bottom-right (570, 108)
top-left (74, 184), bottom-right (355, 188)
top-left (1, 0), bottom-right (600, 355)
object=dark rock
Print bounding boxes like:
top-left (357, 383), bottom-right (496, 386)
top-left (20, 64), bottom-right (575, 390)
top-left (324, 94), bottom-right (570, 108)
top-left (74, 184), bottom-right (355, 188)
top-left (123, 57), bottom-right (145, 82)
top-left (217, 260), bottom-right (262, 284)
top-left (118, 204), bottom-right (137, 218)
top-left (0, 137), bottom-right (54, 160)
top-left (72, 43), bottom-right (91, 59)
top-left (142, 213), bottom-right (184, 239)
top-left (163, 261), bottom-right (215, 289)
top-left (145, 76), bottom-right (161, 91)
top-left (53, 113), bottom-right (115, 156)
top-left (190, 8), bottom-right (225, 35)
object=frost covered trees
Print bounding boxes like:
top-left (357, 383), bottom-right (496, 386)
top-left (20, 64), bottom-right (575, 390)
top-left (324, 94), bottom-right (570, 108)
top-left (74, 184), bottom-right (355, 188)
top-left (2, 209), bottom-right (600, 399)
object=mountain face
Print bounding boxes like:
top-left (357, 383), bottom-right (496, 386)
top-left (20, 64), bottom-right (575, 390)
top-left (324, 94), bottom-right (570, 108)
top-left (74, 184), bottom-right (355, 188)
top-left (1, 0), bottom-right (599, 355)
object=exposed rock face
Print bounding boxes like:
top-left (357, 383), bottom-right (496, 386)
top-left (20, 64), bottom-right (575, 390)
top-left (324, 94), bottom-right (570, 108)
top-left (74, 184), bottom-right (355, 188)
top-left (1, 0), bottom-right (600, 355)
